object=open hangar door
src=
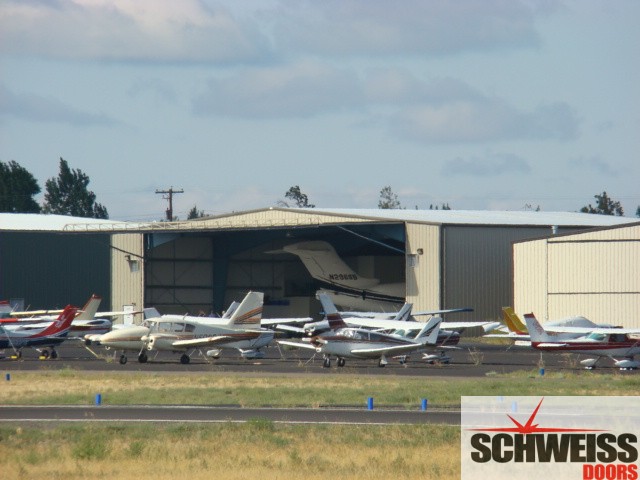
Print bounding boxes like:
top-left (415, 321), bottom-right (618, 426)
top-left (143, 223), bottom-right (406, 317)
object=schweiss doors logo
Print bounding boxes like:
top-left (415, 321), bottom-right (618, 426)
top-left (461, 396), bottom-right (639, 480)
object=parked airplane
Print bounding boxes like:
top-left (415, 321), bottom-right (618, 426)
top-left (277, 293), bottom-right (443, 368)
top-left (486, 307), bottom-right (622, 344)
top-left (271, 240), bottom-right (404, 310)
top-left (8, 294), bottom-right (136, 338)
top-left (0, 305), bottom-right (77, 359)
top-left (141, 291), bottom-right (273, 364)
top-left (524, 312), bottom-right (640, 370)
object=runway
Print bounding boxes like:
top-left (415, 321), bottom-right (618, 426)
top-left (0, 405), bottom-right (459, 425)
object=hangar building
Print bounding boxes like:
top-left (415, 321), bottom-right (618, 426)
top-left (514, 221), bottom-right (640, 328)
top-left (95, 208), bottom-right (634, 322)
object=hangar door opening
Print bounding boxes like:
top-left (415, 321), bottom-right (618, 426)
top-left (144, 223), bottom-right (406, 317)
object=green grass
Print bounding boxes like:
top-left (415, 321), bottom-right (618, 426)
top-left (1, 369), bottom-right (638, 407)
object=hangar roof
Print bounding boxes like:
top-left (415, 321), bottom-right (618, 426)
top-left (0, 213), bottom-right (132, 232)
top-left (294, 208), bottom-right (636, 227)
top-left (3, 209), bottom-right (634, 233)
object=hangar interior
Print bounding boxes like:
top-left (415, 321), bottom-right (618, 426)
top-left (142, 222), bottom-right (406, 319)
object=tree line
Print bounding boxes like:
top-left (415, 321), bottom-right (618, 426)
top-left (0, 158), bottom-right (108, 218)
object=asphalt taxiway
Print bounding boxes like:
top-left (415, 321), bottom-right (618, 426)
top-left (0, 340), bottom-right (606, 377)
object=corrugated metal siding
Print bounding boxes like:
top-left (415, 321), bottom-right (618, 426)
top-left (0, 232), bottom-right (111, 309)
top-left (445, 226), bottom-right (549, 321)
top-left (514, 224), bottom-right (640, 327)
top-left (111, 234), bottom-right (144, 318)
top-left (513, 239), bottom-right (548, 319)
top-left (405, 223), bottom-right (440, 311)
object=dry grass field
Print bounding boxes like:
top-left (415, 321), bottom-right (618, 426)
top-left (1, 369), bottom-right (638, 479)
top-left (1, 423), bottom-right (460, 480)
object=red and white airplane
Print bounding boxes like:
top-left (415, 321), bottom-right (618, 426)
top-left (0, 305), bottom-right (78, 359)
top-left (524, 312), bottom-right (640, 370)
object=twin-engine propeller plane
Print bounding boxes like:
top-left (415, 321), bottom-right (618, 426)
top-left (0, 305), bottom-right (78, 359)
top-left (140, 291), bottom-right (273, 364)
top-left (277, 293), bottom-right (443, 368)
top-left (524, 313), bottom-right (640, 370)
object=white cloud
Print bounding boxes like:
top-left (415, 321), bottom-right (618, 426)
top-left (193, 61), bottom-right (364, 118)
top-left (0, 83), bottom-right (116, 126)
top-left (272, 0), bottom-right (550, 57)
top-left (0, 0), bottom-right (271, 63)
top-left (442, 153), bottom-right (531, 177)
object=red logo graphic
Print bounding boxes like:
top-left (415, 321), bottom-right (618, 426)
top-left (469, 398), bottom-right (605, 434)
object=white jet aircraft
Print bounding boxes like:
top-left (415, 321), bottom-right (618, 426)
top-left (270, 240), bottom-right (404, 310)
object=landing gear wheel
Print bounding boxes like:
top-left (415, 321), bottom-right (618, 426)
top-left (180, 354), bottom-right (190, 365)
top-left (40, 350), bottom-right (50, 359)
top-left (119, 354), bottom-right (128, 365)
top-left (138, 352), bottom-right (148, 363)
top-left (323, 357), bottom-right (331, 368)
top-left (337, 358), bottom-right (346, 367)
top-left (50, 349), bottom-right (58, 359)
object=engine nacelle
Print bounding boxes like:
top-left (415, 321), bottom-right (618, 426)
top-left (205, 349), bottom-right (221, 359)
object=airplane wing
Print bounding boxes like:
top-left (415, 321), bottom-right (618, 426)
top-left (277, 340), bottom-right (318, 351)
top-left (275, 324), bottom-right (307, 334)
top-left (345, 318), bottom-right (489, 331)
top-left (9, 309), bottom-right (65, 317)
top-left (412, 308), bottom-right (474, 316)
top-left (541, 326), bottom-right (640, 335)
top-left (536, 342), bottom-right (571, 348)
top-left (350, 343), bottom-right (424, 356)
top-left (261, 317), bottom-right (313, 327)
top-left (93, 310), bottom-right (143, 318)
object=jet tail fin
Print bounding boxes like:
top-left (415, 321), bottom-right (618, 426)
top-left (227, 291), bottom-right (264, 327)
top-left (75, 294), bottom-right (102, 320)
top-left (281, 241), bottom-right (379, 289)
top-left (317, 293), bottom-right (348, 330)
top-left (37, 305), bottom-right (77, 337)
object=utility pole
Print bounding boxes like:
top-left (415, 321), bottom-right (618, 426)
top-left (155, 187), bottom-right (184, 221)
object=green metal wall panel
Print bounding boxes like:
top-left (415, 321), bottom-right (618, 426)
top-left (0, 232), bottom-right (111, 310)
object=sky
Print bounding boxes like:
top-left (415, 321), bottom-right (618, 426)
top-left (1, 0), bottom-right (639, 221)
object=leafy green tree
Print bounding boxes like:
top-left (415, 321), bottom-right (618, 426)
top-left (42, 158), bottom-right (109, 218)
top-left (0, 160), bottom-right (41, 213)
top-left (580, 191), bottom-right (623, 216)
top-left (187, 205), bottom-right (205, 219)
top-left (278, 185), bottom-right (315, 208)
top-left (378, 186), bottom-right (402, 209)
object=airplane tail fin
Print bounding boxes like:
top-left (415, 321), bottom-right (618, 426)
top-left (36, 305), bottom-right (78, 337)
top-left (227, 291), bottom-right (264, 327)
top-left (393, 303), bottom-right (413, 321)
top-left (523, 313), bottom-right (551, 343)
top-left (502, 307), bottom-right (527, 335)
top-left (416, 316), bottom-right (443, 345)
top-left (280, 241), bottom-right (379, 289)
top-left (317, 293), bottom-right (348, 330)
top-left (75, 294), bottom-right (102, 320)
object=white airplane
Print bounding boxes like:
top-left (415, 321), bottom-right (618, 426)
top-left (8, 294), bottom-right (137, 338)
top-left (271, 240), bottom-right (404, 310)
top-left (524, 312), bottom-right (640, 370)
top-left (485, 307), bottom-right (623, 345)
top-left (0, 305), bottom-right (78, 359)
top-left (277, 293), bottom-right (443, 368)
top-left (141, 291), bottom-right (274, 364)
